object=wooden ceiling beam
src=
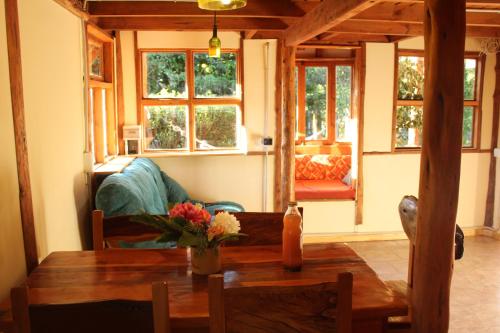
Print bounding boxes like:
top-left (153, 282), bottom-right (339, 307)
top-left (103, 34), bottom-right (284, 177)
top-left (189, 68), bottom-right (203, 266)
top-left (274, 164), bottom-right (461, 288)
top-left (355, 2), bottom-right (500, 27)
top-left (88, 0), bottom-right (314, 19)
top-left (96, 17), bottom-right (289, 31)
top-left (330, 20), bottom-right (500, 37)
top-left (284, 0), bottom-right (381, 46)
top-left (243, 30), bottom-right (258, 39)
top-left (383, 0), bottom-right (500, 9)
top-left (53, 0), bottom-right (89, 20)
top-left (304, 33), bottom-right (393, 43)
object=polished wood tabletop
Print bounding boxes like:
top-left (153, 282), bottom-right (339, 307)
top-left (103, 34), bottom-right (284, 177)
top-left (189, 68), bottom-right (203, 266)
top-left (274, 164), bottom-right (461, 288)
top-left (27, 243), bottom-right (407, 333)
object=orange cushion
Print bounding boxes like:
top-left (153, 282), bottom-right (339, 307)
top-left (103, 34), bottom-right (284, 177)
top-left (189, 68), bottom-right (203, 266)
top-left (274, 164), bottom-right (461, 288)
top-left (325, 155), bottom-right (351, 180)
top-left (295, 155), bottom-right (311, 180)
top-left (295, 179), bottom-right (355, 200)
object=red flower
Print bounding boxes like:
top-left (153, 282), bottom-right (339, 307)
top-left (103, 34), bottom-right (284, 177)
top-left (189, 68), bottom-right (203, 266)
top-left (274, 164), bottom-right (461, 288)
top-left (170, 203), bottom-right (211, 226)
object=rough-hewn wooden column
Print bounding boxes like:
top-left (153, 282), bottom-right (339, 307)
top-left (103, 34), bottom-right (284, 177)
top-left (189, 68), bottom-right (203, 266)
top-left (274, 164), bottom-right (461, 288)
top-left (5, 0), bottom-right (39, 274)
top-left (274, 39), bottom-right (284, 212)
top-left (412, 0), bottom-right (466, 332)
top-left (281, 46), bottom-right (296, 209)
top-left (484, 52), bottom-right (500, 228)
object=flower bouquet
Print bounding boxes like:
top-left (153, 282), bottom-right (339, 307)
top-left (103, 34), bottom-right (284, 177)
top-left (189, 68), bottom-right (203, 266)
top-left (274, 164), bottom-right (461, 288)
top-left (133, 202), bottom-right (245, 274)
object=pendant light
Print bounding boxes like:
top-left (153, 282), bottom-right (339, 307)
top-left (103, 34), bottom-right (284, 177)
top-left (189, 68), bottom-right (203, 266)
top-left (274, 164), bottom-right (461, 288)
top-left (208, 12), bottom-right (221, 58)
top-left (198, 0), bottom-right (247, 11)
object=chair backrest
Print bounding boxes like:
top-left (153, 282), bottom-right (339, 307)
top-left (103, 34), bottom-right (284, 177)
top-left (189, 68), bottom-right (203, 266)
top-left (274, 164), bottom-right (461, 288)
top-left (11, 282), bottom-right (171, 333)
top-left (208, 272), bottom-right (353, 333)
top-left (92, 210), bottom-right (163, 250)
top-left (226, 208), bottom-right (304, 247)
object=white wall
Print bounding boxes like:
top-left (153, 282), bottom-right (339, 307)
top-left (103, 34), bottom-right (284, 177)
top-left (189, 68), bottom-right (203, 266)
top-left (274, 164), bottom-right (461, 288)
top-left (18, 0), bottom-right (88, 257)
top-left (358, 37), bottom-right (495, 233)
top-left (0, 0), bottom-right (27, 301)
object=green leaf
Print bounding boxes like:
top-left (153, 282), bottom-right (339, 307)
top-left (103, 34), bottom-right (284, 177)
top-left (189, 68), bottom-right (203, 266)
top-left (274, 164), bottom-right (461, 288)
top-left (214, 233), bottom-right (247, 245)
top-left (177, 231), bottom-right (202, 248)
top-left (156, 232), bottom-right (178, 243)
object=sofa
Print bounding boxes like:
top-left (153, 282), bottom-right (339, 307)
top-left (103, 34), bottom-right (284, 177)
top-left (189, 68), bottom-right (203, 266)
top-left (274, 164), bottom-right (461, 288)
top-left (95, 158), bottom-right (245, 217)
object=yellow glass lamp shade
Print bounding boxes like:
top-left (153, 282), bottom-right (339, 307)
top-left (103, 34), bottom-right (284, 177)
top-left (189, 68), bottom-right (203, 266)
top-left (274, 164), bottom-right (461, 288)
top-left (209, 35), bottom-right (221, 58)
top-left (198, 0), bottom-right (247, 11)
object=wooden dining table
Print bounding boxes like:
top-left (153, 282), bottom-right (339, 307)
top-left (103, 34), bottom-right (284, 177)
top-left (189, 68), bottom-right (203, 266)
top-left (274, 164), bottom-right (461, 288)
top-left (27, 243), bottom-right (407, 333)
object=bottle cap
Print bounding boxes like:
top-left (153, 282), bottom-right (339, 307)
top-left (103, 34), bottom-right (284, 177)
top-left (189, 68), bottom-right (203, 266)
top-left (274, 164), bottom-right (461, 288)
top-left (288, 201), bottom-right (298, 206)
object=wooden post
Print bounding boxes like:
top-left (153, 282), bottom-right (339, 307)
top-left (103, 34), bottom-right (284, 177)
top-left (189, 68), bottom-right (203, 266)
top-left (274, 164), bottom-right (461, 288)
top-left (274, 39), bottom-right (284, 212)
top-left (412, 0), bottom-right (466, 332)
top-left (116, 32), bottom-right (126, 155)
top-left (5, 0), bottom-right (39, 274)
top-left (484, 53), bottom-right (500, 228)
top-left (281, 46), bottom-right (296, 209)
top-left (354, 44), bottom-right (366, 225)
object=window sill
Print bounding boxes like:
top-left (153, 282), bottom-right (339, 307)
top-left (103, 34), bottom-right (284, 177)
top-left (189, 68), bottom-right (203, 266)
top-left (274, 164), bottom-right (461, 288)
top-left (121, 150), bottom-right (272, 158)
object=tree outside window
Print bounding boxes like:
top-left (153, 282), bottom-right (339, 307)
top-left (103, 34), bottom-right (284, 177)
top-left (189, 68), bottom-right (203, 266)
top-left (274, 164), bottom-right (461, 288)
top-left (395, 51), bottom-right (481, 149)
top-left (141, 50), bottom-right (242, 152)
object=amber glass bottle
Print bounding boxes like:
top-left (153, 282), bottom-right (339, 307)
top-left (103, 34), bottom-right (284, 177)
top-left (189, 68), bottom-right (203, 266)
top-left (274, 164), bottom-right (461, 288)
top-left (282, 202), bottom-right (303, 271)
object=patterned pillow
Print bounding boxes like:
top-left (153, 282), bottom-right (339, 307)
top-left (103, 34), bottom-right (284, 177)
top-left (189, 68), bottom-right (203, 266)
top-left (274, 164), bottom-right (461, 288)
top-left (295, 155), bottom-right (312, 180)
top-left (303, 157), bottom-right (326, 180)
top-left (325, 155), bottom-right (351, 180)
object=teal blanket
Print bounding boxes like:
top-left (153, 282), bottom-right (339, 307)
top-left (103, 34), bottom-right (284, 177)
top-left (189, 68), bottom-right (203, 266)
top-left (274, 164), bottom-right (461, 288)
top-left (95, 158), bottom-right (244, 217)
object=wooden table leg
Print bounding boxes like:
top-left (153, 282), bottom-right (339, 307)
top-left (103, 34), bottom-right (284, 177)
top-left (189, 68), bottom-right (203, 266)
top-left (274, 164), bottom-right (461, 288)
top-left (353, 318), bottom-right (385, 333)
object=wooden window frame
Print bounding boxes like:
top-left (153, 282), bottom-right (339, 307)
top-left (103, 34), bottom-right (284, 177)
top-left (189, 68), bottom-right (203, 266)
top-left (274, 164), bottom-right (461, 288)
top-left (295, 60), bottom-right (354, 146)
top-left (86, 24), bottom-right (118, 165)
top-left (139, 48), bottom-right (243, 154)
top-left (392, 48), bottom-right (485, 152)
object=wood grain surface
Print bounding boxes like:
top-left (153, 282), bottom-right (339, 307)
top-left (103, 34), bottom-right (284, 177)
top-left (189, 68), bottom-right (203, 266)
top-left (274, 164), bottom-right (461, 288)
top-left (24, 243), bottom-right (407, 333)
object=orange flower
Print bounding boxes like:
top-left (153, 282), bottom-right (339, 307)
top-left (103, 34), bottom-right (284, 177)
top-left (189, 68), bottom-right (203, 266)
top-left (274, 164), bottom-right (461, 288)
top-left (207, 225), bottom-right (225, 241)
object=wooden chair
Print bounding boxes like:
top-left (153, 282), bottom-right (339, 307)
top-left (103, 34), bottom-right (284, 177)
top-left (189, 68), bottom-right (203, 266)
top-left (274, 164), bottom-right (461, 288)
top-left (11, 281), bottom-right (171, 333)
top-left (385, 244), bottom-right (414, 333)
top-left (208, 271), bottom-right (353, 333)
top-left (92, 210), bottom-right (163, 250)
top-left (225, 208), bottom-right (304, 247)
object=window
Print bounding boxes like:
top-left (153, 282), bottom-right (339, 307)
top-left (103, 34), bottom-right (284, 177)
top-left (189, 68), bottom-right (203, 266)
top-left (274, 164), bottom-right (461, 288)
top-left (394, 50), bottom-right (483, 149)
top-left (141, 50), bottom-right (242, 152)
top-left (87, 25), bottom-right (117, 164)
top-left (295, 61), bottom-right (353, 145)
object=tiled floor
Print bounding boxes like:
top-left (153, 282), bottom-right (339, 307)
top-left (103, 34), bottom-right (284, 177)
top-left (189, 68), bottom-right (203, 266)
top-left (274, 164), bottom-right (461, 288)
top-left (348, 236), bottom-right (500, 333)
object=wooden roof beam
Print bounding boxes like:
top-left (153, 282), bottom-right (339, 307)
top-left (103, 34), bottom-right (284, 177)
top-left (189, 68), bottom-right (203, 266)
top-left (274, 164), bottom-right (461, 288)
top-left (53, 0), bottom-right (89, 20)
top-left (88, 0), bottom-right (313, 19)
top-left (383, 0), bottom-right (500, 8)
top-left (96, 17), bottom-right (288, 31)
top-left (329, 20), bottom-right (500, 37)
top-left (354, 2), bottom-right (500, 27)
top-left (284, 0), bottom-right (380, 46)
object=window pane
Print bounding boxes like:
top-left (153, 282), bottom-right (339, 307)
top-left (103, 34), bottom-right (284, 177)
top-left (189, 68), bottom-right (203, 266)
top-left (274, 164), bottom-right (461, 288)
top-left (396, 106), bottom-right (423, 148)
top-left (144, 52), bottom-right (187, 98)
top-left (195, 105), bottom-right (238, 149)
top-left (194, 53), bottom-right (237, 98)
top-left (398, 56), bottom-right (424, 100)
top-left (463, 106), bottom-right (474, 147)
top-left (464, 59), bottom-right (477, 101)
top-left (336, 66), bottom-right (352, 141)
top-left (145, 106), bottom-right (188, 150)
top-left (305, 66), bottom-right (328, 140)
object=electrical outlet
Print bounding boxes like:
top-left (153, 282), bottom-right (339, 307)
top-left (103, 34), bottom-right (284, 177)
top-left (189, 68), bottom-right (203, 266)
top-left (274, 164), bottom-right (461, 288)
top-left (263, 137), bottom-right (273, 146)
top-left (494, 148), bottom-right (500, 158)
